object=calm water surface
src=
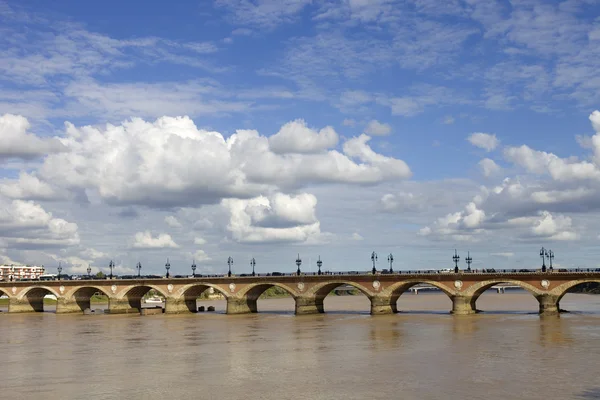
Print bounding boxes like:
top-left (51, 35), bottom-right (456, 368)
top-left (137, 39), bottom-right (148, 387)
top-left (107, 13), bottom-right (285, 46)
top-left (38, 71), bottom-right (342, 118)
top-left (1, 292), bottom-right (600, 400)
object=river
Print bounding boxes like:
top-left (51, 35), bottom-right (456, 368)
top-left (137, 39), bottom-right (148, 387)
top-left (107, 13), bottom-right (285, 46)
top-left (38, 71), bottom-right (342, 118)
top-left (1, 291), bottom-right (599, 399)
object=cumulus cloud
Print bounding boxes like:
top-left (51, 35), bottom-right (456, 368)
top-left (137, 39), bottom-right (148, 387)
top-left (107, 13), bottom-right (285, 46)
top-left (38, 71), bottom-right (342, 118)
top-left (468, 133), bottom-right (500, 152)
top-left (192, 249), bottom-right (211, 262)
top-left (351, 232), bottom-right (364, 240)
top-left (364, 119), bottom-right (392, 136)
top-left (132, 231), bottom-right (179, 249)
top-left (194, 237), bottom-right (207, 245)
top-left (222, 192), bottom-right (323, 243)
top-left (0, 198), bottom-right (80, 248)
top-left (0, 114), bottom-right (65, 159)
top-left (269, 119), bottom-right (338, 153)
top-left (4, 115), bottom-right (410, 209)
top-left (0, 172), bottom-right (62, 200)
top-left (165, 215), bottom-right (182, 228)
top-left (479, 158), bottom-right (501, 177)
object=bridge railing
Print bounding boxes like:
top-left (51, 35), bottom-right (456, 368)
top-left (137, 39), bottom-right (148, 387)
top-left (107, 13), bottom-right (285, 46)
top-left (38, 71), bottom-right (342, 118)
top-left (5, 267), bottom-right (600, 282)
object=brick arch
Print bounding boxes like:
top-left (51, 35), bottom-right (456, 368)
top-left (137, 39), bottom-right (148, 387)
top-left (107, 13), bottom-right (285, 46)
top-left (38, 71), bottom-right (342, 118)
top-left (117, 285), bottom-right (168, 310)
top-left (382, 280), bottom-right (454, 313)
top-left (17, 285), bottom-right (59, 300)
top-left (553, 279), bottom-right (600, 304)
top-left (308, 281), bottom-right (373, 299)
top-left (66, 286), bottom-right (110, 312)
top-left (177, 283), bottom-right (230, 299)
top-left (17, 286), bottom-right (60, 312)
top-left (178, 283), bottom-right (231, 313)
top-left (465, 279), bottom-right (542, 312)
top-left (237, 282), bottom-right (298, 300)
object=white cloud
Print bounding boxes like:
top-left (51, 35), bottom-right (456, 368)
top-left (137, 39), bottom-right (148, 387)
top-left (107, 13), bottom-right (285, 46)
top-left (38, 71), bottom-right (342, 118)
top-left (222, 192), bottom-right (323, 243)
top-left (268, 119), bottom-right (339, 154)
top-left (0, 172), bottom-right (62, 200)
top-left (192, 249), bottom-right (211, 262)
top-left (194, 237), bottom-right (207, 245)
top-left (591, 110), bottom-right (600, 133)
top-left (468, 133), bottom-right (500, 152)
top-left (443, 115), bottom-right (455, 125)
top-left (479, 158), bottom-right (501, 177)
top-left (351, 232), bottom-right (364, 241)
top-left (0, 198), bottom-right (80, 248)
top-left (490, 252), bottom-right (514, 257)
top-left (132, 231), bottom-right (179, 249)
top-left (165, 215), bottom-right (182, 228)
top-left (0, 114), bottom-right (64, 159)
top-left (364, 119), bottom-right (392, 136)
top-left (12, 115), bottom-right (410, 209)
top-left (342, 118), bottom-right (356, 127)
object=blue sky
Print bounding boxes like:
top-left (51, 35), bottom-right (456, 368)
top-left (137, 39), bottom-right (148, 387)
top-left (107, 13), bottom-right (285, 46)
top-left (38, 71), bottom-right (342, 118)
top-left (1, 0), bottom-right (600, 275)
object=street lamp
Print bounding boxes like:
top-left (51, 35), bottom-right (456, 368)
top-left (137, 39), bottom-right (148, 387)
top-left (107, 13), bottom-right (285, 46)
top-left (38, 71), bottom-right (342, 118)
top-left (136, 262), bottom-right (142, 278)
top-left (452, 250), bottom-right (460, 273)
top-left (57, 262), bottom-right (62, 280)
top-left (227, 256), bottom-right (233, 278)
top-left (317, 256), bottom-right (323, 275)
top-left (250, 258), bottom-right (256, 277)
top-left (465, 252), bottom-right (472, 272)
top-left (546, 249), bottom-right (554, 271)
top-left (540, 247), bottom-right (546, 272)
top-left (109, 260), bottom-right (114, 279)
top-left (191, 260), bottom-right (197, 277)
top-left (388, 253), bottom-right (394, 273)
top-left (87, 265), bottom-right (91, 278)
top-left (296, 254), bottom-right (302, 276)
top-left (371, 251), bottom-right (378, 274)
top-left (165, 258), bottom-right (171, 278)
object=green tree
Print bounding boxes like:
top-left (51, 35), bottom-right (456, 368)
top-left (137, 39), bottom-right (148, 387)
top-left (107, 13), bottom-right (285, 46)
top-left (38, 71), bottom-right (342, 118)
top-left (95, 271), bottom-right (105, 278)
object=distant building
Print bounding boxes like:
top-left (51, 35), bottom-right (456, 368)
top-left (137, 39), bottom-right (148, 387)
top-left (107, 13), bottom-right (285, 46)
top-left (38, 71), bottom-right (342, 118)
top-left (0, 264), bottom-right (45, 281)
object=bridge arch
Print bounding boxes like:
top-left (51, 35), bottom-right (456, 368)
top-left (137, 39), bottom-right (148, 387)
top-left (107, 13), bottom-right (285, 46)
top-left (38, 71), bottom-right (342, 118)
top-left (385, 280), bottom-right (454, 313)
top-left (233, 282), bottom-right (297, 314)
top-left (465, 279), bottom-right (542, 313)
top-left (178, 283), bottom-right (230, 312)
top-left (553, 279), bottom-right (600, 310)
top-left (65, 286), bottom-right (110, 312)
top-left (117, 284), bottom-right (168, 311)
top-left (307, 281), bottom-right (373, 314)
top-left (17, 286), bottom-right (60, 312)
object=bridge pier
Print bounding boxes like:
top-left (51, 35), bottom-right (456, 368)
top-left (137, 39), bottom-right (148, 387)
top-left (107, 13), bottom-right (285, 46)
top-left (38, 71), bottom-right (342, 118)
top-left (451, 295), bottom-right (476, 315)
top-left (164, 297), bottom-right (193, 314)
top-left (537, 294), bottom-right (559, 315)
top-left (226, 297), bottom-right (255, 314)
top-left (107, 298), bottom-right (139, 314)
top-left (55, 297), bottom-right (83, 314)
top-left (370, 296), bottom-right (396, 315)
top-left (8, 297), bottom-right (41, 313)
top-left (295, 296), bottom-right (323, 315)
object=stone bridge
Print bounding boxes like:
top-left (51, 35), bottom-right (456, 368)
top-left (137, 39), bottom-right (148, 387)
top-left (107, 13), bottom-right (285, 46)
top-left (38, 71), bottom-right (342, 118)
top-left (1, 272), bottom-right (599, 316)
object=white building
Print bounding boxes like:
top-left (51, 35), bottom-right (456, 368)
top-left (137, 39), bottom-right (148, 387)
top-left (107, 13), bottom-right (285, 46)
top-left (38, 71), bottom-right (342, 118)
top-left (0, 264), bottom-right (45, 281)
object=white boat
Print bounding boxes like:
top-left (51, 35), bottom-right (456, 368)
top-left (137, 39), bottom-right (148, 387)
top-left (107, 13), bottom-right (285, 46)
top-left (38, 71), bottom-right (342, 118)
top-left (144, 296), bottom-right (163, 304)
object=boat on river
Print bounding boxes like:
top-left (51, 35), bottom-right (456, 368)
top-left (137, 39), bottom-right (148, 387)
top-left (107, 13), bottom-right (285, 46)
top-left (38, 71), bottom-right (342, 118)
top-left (143, 296), bottom-right (163, 304)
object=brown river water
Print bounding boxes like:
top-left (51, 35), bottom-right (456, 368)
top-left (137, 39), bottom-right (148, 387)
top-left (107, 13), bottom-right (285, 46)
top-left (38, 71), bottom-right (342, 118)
top-left (1, 291), bottom-right (600, 400)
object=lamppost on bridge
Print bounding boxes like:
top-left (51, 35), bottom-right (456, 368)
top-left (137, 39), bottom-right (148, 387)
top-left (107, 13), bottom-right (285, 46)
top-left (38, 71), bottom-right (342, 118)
top-left (109, 260), bottom-right (114, 280)
top-left (317, 256), bottom-right (323, 276)
top-left (191, 260), bottom-right (197, 278)
top-left (57, 262), bottom-right (62, 280)
top-left (136, 262), bottom-right (142, 278)
top-left (371, 251), bottom-right (378, 274)
top-left (388, 253), bottom-right (394, 274)
top-left (227, 256), bottom-right (233, 278)
top-left (9, 265), bottom-right (14, 282)
top-left (165, 258), bottom-right (171, 278)
top-left (465, 252), bottom-right (472, 272)
top-left (452, 250), bottom-right (460, 273)
top-left (250, 258), bottom-right (256, 277)
top-left (87, 265), bottom-right (91, 278)
top-left (546, 249), bottom-right (554, 271)
top-left (296, 254), bottom-right (302, 276)
top-left (540, 247), bottom-right (546, 272)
